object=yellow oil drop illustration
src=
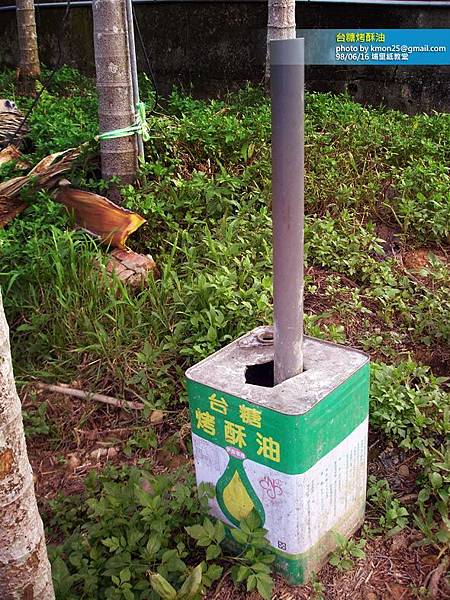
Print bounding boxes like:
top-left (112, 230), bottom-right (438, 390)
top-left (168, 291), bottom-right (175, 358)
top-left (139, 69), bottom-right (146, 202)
top-left (222, 470), bottom-right (255, 522)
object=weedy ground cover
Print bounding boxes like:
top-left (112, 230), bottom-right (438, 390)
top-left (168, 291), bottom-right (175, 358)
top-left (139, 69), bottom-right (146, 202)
top-left (0, 67), bottom-right (448, 599)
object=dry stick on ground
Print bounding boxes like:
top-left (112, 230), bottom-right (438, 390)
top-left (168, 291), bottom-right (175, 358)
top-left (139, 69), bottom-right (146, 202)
top-left (35, 382), bottom-right (144, 410)
top-left (427, 556), bottom-right (449, 599)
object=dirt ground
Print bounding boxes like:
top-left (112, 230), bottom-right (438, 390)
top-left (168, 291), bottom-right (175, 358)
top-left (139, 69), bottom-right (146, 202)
top-left (212, 532), bottom-right (448, 599)
top-left (23, 245), bottom-right (450, 599)
top-left (22, 244), bottom-right (450, 600)
top-left (25, 384), bottom-right (450, 600)
top-left (314, 536), bottom-right (448, 600)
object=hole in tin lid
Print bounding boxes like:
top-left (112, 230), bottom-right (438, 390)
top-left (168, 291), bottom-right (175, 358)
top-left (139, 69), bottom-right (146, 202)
top-left (256, 331), bottom-right (273, 345)
top-left (245, 361), bottom-right (274, 388)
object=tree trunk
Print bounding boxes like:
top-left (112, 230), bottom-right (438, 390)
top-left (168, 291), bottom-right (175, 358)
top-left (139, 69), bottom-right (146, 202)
top-left (16, 0), bottom-right (40, 96)
top-left (92, 0), bottom-right (137, 200)
top-left (266, 0), bottom-right (296, 82)
top-left (0, 291), bottom-right (55, 600)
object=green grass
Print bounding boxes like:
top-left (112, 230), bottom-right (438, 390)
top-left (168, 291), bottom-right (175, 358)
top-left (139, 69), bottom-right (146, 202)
top-left (0, 66), bottom-right (449, 598)
top-left (2, 76), bottom-right (448, 387)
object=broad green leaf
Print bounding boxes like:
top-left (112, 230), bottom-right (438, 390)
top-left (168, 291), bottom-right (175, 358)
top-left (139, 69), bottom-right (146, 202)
top-left (205, 563), bottom-right (223, 584)
top-left (178, 563), bottom-right (203, 599)
top-left (256, 573), bottom-right (273, 600)
top-left (185, 524), bottom-right (205, 540)
top-left (350, 547), bottom-right (366, 559)
top-left (235, 565), bottom-right (250, 583)
top-left (230, 528), bottom-right (248, 545)
top-left (149, 573), bottom-right (177, 600)
top-left (146, 534), bottom-right (162, 557)
top-left (206, 544), bottom-right (221, 561)
top-left (247, 574), bottom-right (257, 591)
top-left (214, 520), bottom-right (226, 543)
top-left (430, 472), bottom-right (443, 489)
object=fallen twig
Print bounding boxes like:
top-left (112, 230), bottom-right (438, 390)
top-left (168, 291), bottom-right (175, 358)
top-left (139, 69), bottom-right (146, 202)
top-left (427, 556), bottom-right (449, 599)
top-left (35, 382), bottom-right (144, 410)
top-left (212, 568), bottom-right (232, 600)
top-left (397, 493), bottom-right (418, 504)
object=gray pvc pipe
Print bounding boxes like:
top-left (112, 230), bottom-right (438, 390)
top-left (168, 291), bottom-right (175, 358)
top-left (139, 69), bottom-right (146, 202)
top-left (271, 38), bottom-right (305, 386)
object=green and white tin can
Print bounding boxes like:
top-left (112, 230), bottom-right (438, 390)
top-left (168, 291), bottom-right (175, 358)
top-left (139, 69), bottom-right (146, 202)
top-left (186, 326), bottom-right (370, 584)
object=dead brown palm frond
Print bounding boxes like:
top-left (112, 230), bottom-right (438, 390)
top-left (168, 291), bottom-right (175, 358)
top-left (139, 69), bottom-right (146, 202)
top-left (0, 197), bottom-right (27, 228)
top-left (54, 182), bottom-right (146, 249)
top-left (0, 146), bottom-right (84, 198)
top-left (0, 143), bottom-right (145, 250)
top-left (0, 145), bottom-right (29, 169)
top-left (0, 145), bottom-right (85, 228)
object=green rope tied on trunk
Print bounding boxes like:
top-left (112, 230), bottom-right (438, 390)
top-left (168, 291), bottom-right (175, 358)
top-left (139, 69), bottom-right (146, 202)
top-left (96, 102), bottom-right (150, 142)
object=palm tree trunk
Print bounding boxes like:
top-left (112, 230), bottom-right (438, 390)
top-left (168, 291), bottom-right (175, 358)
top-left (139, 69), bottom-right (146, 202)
top-left (0, 291), bottom-right (55, 600)
top-left (92, 0), bottom-right (137, 200)
top-left (16, 0), bottom-right (41, 96)
top-left (266, 0), bottom-right (296, 82)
